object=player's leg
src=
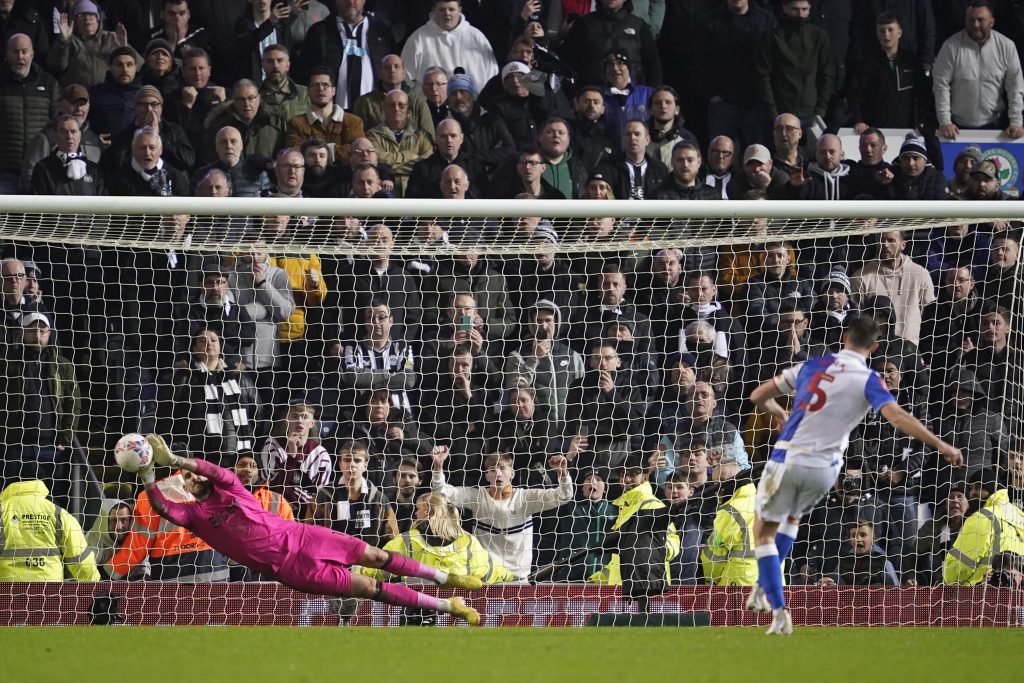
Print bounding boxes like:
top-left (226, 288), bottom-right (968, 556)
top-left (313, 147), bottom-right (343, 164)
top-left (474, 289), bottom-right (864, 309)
top-left (774, 516), bottom-right (801, 571)
top-left (752, 462), bottom-right (792, 613)
top-left (349, 572), bottom-right (481, 625)
top-left (359, 545), bottom-right (482, 591)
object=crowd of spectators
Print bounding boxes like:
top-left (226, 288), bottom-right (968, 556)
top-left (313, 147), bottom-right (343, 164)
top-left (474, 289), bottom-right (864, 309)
top-left (0, 0), bottom-right (1022, 589)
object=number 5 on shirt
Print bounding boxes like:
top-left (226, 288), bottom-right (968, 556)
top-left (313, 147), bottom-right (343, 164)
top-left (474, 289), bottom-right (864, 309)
top-left (798, 372), bottom-right (835, 412)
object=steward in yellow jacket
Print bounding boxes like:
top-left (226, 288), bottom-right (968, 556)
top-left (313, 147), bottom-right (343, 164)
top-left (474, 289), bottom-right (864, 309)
top-left (943, 475), bottom-right (1024, 585)
top-left (701, 480), bottom-right (759, 586)
top-left (589, 466), bottom-right (680, 601)
top-left (365, 528), bottom-right (515, 585)
top-left (0, 479), bottom-right (98, 581)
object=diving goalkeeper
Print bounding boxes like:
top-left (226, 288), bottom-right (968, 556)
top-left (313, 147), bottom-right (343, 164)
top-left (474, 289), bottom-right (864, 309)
top-left (134, 435), bottom-right (482, 624)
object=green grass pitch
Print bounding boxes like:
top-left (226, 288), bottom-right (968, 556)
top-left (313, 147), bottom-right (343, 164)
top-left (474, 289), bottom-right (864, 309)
top-left (3, 627), bottom-right (1020, 682)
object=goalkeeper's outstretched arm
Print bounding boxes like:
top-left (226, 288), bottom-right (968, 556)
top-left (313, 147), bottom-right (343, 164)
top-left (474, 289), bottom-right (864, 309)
top-left (137, 434), bottom-right (216, 527)
top-left (138, 434), bottom-right (200, 489)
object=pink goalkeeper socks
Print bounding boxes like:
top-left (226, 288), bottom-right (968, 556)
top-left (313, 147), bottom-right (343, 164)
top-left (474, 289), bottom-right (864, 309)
top-left (383, 552), bottom-right (448, 584)
top-left (377, 581), bottom-right (447, 611)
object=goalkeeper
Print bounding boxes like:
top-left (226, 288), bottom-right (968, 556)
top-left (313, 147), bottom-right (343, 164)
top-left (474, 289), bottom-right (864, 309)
top-left (134, 435), bottom-right (482, 625)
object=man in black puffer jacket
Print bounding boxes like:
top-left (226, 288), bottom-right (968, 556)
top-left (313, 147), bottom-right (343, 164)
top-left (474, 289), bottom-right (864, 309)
top-left (0, 33), bottom-right (56, 192)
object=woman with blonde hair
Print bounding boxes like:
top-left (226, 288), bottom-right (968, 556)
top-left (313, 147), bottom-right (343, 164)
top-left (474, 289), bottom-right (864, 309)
top-left (364, 491), bottom-right (514, 624)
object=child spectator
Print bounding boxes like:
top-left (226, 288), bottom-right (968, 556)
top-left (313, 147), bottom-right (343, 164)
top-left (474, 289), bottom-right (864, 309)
top-left (262, 402), bottom-right (332, 518)
top-left (819, 520), bottom-right (900, 586)
top-left (430, 446), bottom-right (573, 582)
top-left (309, 439), bottom-right (398, 549)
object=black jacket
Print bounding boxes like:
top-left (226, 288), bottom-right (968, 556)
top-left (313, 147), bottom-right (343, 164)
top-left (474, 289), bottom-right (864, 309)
top-left (297, 14), bottom-right (395, 84)
top-left (0, 62), bottom-right (57, 174)
top-left (651, 176), bottom-right (722, 201)
top-left (449, 105), bottom-right (515, 173)
top-left (755, 16), bottom-right (835, 119)
top-left (87, 74), bottom-right (140, 137)
top-left (874, 165), bottom-right (949, 200)
top-left (29, 153), bottom-right (107, 196)
top-left (230, 11), bottom-right (294, 85)
top-left (596, 152), bottom-right (669, 201)
top-left (108, 161), bottom-right (191, 197)
top-left (847, 47), bottom-right (933, 128)
top-left (560, 2), bottom-right (663, 88)
top-left (405, 150), bottom-right (484, 199)
top-left (487, 91), bottom-right (556, 151)
top-left (105, 119), bottom-right (196, 174)
top-left (158, 361), bottom-right (259, 462)
top-left (691, 2), bottom-right (776, 106)
top-left (571, 116), bottom-right (615, 172)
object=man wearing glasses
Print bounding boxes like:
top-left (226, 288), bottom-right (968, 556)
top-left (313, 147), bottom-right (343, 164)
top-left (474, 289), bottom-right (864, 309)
top-left (353, 54), bottom-right (434, 139)
top-left (2, 258), bottom-right (49, 346)
top-left (285, 67), bottom-right (365, 165)
top-left (104, 85), bottom-right (196, 173)
top-left (202, 79), bottom-right (283, 164)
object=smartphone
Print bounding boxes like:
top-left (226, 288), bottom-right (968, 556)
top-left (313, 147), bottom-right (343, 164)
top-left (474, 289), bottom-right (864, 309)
top-left (529, 0), bottom-right (543, 22)
top-left (457, 314), bottom-right (473, 332)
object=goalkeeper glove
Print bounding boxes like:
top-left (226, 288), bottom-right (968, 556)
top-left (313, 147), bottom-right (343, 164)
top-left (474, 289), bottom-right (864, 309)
top-left (146, 433), bottom-right (184, 468)
top-left (139, 462), bottom-right (156, 484)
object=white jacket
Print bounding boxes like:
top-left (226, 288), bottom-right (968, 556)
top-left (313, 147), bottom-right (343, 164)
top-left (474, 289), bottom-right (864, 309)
top-left (400, 17), bottom-right (498, 92)
top-left (933, 29), bottom-right (1024, 128)
top-left (432, 470), bottom-right (573, 581)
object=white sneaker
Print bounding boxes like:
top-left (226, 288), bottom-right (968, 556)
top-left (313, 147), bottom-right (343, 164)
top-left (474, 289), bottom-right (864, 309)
top-left (745, 585), bottom-right (771, 613)
top-left (766, 607), bottom-right (793, 636)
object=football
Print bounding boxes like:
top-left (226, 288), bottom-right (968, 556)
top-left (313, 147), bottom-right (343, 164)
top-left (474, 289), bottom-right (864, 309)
top-left (114, 433), bottom-right (154, 473)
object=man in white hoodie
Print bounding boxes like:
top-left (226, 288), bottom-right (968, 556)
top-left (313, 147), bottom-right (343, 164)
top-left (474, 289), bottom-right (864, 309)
top-left (400, 0), bottom-right (498, 92)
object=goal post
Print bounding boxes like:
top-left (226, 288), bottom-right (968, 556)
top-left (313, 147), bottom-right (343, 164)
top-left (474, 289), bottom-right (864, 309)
top-left (0, 197), bottom-right (1020, 626)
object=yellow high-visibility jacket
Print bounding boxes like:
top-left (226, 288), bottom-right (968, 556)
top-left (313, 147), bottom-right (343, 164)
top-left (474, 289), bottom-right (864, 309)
top-left (0, 480), bottom-right (98, 582)
top-left (943, 489), bottom-right (1024, 585)
top-left (271, 253), bottom-right (328, 342)
top-left (364, 528), bottom-right (515, 584)
top-left (589, 481), bottom-right (680, 585)
top-left (701, 482), bottom-right (759, 586)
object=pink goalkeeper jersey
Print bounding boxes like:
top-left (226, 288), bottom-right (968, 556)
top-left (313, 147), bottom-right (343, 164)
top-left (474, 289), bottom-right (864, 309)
top-left (147, 459), bottom-right (309, 577)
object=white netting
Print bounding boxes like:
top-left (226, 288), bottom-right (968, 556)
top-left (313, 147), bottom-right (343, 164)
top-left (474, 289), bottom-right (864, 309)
top-left (0, 199), bottom-right (1021, 626)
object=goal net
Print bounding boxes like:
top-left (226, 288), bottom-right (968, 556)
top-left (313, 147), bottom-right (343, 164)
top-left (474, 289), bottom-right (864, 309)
top-left (0, 197), bottom-right (1021, 627)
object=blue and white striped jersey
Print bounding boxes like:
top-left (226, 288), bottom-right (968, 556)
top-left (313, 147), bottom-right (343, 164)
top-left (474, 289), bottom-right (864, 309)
top-left (771, 350), bottom-right (895, 467)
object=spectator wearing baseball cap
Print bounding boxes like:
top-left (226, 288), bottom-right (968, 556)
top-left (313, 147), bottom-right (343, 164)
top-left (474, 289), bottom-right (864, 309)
top-left (873, 133), bottom-right (948, 200)
top-left (964, 159), bottom-right (1013, 201)
top-left (948, 145), bottom-right (983, 197)
top-left (47, 0), bottom-right (125, 88)
top-left (0, 308), bottom-right (80, 505)
top-left (602, 50), bottom-right (655, 151)
top-left (21, 83), bottom-right (104, 191)
top-left (88, 46), bottom-right (142, 138)
top-left (487, 60), bottom-right (556, 149)
top-left (726, 143), bottom-right (800, 200)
